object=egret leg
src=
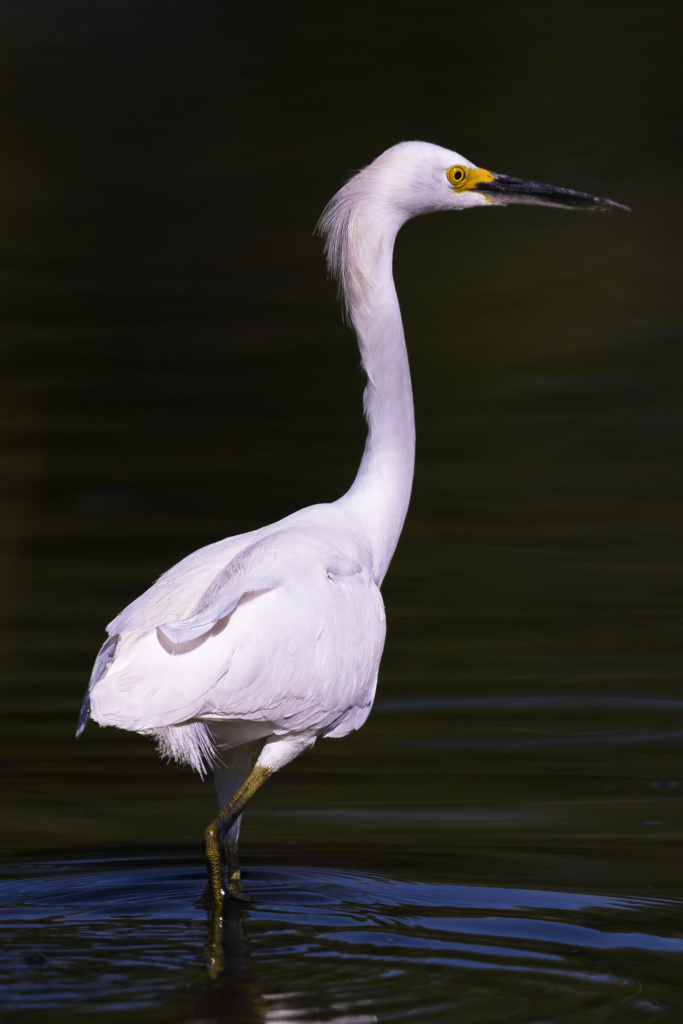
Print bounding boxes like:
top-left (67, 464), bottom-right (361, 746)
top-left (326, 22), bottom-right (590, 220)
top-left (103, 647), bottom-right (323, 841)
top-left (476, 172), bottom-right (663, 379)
top-left (225, 837), bottom-right (240, 882)
top-left (213, 742), bottom-right (262, 882)
top-left (203, 763), bottom-right (272, 905)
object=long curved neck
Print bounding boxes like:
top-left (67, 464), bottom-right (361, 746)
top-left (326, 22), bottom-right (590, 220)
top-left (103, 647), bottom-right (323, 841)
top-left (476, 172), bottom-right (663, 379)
top-left (342, 228), bottom-right (415, 584)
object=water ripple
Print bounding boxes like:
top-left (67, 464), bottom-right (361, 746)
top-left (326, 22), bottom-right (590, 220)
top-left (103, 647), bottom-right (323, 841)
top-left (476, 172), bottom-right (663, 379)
top-left (1, 856), bottom-right (681, 1022)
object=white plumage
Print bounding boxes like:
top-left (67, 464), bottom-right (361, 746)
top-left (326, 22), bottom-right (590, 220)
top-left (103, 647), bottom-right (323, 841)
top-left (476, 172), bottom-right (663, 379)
top-left (85, 505), bottom-right (385, 773)
top-left (77, 142), bottom-right (627, 885)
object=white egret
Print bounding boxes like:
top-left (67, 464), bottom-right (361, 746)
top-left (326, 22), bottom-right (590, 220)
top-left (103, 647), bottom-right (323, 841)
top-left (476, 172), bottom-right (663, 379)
top-left (77, 142), bottom-right (628, 904)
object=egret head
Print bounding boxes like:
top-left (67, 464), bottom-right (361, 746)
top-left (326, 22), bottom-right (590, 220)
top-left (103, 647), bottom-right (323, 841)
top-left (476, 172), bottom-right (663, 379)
top-left (363, 140), bottom-right (631, 218)
top-left (318, 141), bottom-right (629, 323)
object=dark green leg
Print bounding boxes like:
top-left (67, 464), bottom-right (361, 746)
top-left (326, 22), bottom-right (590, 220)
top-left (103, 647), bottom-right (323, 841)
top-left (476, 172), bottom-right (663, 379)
top-left (203, 764), bottom-right (272, 907)
top-left (225, 838), bottom-right (240, 882)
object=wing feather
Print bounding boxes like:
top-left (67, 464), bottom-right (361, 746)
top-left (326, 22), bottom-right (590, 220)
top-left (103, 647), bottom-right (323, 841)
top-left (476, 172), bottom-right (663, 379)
top-left (80, 504), bottom-right (384, 751)
top-left (156, 534), bottom-right (288, 644)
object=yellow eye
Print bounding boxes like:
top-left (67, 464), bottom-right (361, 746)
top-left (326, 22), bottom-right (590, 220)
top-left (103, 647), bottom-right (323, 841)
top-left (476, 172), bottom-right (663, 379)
top-left (447, 165), bottom-right (469, 190)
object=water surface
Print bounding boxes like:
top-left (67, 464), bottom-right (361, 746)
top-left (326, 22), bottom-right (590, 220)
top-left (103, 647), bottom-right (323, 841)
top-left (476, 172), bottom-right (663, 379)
top-left (3, 857), bottom-right (683, 1023)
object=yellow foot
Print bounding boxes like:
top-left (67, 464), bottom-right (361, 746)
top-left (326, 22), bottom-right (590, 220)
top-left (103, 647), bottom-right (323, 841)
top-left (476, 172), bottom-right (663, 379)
top-left (227, 877), bottom-right (252, 902)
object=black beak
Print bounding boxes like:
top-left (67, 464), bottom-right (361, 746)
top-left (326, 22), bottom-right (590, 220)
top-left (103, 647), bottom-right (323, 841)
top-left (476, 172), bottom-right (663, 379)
top-left (476, 174), bottom-right (630, 214)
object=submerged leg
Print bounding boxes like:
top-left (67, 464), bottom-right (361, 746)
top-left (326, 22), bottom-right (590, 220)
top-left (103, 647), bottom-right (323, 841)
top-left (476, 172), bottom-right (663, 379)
top-left (203, 764), bottom-right (272, 906)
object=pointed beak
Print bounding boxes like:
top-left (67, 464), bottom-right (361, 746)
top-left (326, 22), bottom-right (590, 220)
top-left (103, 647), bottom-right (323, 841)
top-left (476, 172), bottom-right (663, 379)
top-left (475, 172), bottom-right (631, 214)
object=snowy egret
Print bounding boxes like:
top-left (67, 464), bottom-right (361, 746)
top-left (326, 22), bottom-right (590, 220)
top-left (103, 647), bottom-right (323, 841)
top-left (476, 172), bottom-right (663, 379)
top-left (77, 142), bottom-right (628, 904)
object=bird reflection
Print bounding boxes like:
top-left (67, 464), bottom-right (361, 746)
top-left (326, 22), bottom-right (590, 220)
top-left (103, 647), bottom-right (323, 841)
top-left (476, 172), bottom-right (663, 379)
top-left (201, 900), bottom-right (377, 1023)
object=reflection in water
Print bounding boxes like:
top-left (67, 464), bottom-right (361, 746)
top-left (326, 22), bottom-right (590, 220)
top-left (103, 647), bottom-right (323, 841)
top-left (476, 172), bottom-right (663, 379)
top-left (201, 905), bottom-right (270, 1023)
top-left (204, 902), bottom-right (379, 1023)
top-left (1, 857), bottom-right (682, 1022)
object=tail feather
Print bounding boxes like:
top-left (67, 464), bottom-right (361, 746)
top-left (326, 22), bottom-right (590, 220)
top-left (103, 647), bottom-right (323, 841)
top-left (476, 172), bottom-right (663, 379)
top-left (76, 692), bottom-right (90, 737)
top-left (76, 634), bottom-right (119, 738)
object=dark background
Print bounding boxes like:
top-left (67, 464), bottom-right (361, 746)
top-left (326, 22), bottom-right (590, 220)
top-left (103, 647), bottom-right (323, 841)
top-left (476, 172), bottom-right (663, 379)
top-left (0, 1), bottom-right (681, 1020)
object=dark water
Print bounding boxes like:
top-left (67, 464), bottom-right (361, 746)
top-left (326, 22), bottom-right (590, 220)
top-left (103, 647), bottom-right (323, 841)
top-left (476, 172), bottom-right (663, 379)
top-left (4, 858), bottom-right (683, 1023)
top-left (1, 0), bottom-right (682, 1021)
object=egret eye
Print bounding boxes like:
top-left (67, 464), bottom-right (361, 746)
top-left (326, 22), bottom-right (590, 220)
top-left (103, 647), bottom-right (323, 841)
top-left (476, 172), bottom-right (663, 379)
top-left (447, 165), bottom-right (469, 190)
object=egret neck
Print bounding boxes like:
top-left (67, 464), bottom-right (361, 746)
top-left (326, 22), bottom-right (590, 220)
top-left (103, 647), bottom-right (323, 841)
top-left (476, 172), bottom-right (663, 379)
top-left (342, 217), bottom-right (415, 586)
